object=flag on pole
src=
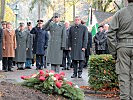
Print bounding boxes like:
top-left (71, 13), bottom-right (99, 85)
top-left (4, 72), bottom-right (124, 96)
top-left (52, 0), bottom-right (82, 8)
top-left (91, 23), bottom-right (99, 37)
top-left (86, 5), bottom-right (92, 27)
top-left (90, 12), bottom-right (99, 37)
top-left (86, 5), bottom-right (99, 37)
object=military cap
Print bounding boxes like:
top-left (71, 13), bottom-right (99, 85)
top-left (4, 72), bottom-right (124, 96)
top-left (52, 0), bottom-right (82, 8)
top-left (6, 22), bottom-right (12, 25)
top-left (1, 21), bottom-right (7, 25)
top-left (27, 22), bottom-right (31, 26)
top-left (53, 13), bottom-right (60, 18)
top-left (37, 20), bottom-right (43, 23)
top-left (98, 25), bottom-right (103, 28)
top-left (19, 22), bottom-right (25, 26)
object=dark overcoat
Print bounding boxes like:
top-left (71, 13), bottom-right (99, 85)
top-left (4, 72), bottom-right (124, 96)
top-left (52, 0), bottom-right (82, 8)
top-left (68, 24), bottom-right (88, 60)
top-left (14, 29), bottom-right (30, 62)
top-left (26, 29), bottom-right (33, 59)
top-left (43, 21), bottom-right (66, 65)
top-left (65, 28), bottom-right (70, 50)
top-left (94, 31), bottom-right (107, 51)
top-left (85, 32), bottom-right (92, 57)
top-left (0, 28), bottom-right (3, 60)
top-left (30, 27), bottom-right (49, 55)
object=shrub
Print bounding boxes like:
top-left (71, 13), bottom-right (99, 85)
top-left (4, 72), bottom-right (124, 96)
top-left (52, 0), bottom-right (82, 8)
top-left (89, 54), bottom-right (119, 90)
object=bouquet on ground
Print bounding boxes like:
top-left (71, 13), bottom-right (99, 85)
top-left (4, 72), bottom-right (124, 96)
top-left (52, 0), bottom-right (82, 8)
top-left (21, 70), bottom-right (84, 100)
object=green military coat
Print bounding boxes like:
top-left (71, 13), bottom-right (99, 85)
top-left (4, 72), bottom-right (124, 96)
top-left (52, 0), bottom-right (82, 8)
top-left (44, 21), bottom-right (66, 65)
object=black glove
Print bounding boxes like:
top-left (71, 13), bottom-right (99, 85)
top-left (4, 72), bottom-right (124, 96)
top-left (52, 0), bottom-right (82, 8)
top-left (111, 52), bottom-right (117, 60)
top-left (44, 46), bottom-right (47, 50)
top-left (61, 47), bottom-right (65, 50)
top-left (49, 17), bottom-right (53, 22)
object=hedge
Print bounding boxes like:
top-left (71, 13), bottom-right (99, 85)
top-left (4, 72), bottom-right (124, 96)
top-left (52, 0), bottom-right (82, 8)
top-left (89, 54), bottom-right (119, 90)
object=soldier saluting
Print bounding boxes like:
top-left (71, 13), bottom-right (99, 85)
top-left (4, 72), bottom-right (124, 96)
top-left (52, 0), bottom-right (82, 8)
top-left (43, 13), bottom-right (66, 73)
top-left (107, 0), bottom-right (133, 99)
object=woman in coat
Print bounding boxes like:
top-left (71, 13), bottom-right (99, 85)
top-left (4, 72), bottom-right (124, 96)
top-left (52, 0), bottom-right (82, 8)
top-left (3, 22), bottom-right (16, 72)
top-left (94, 25), bottom-right (107, 54)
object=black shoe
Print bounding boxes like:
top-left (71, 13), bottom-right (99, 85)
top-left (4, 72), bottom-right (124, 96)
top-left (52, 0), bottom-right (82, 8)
top-left (4, 70), bottom-right (8, 72)
top-left (71, 74), bottom-right (77, 78)
top-left (78, 75), bottom-right (82, 78)
top-left (62, 68), bottom-right (67, 70)
top-left (25, 67), bottom-right (31, 69)
top-left (8, 69), bottom-right (13, 72)
top-left (36, 67), bottom-right (39, 70)
top-left (67, 68), bottom-right (70, 70)
top-left (17, 68), bottom-right (24, 70)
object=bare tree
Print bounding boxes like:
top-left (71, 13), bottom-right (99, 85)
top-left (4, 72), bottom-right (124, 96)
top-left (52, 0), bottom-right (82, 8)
top-left (0, 0), bottom-right (6, 21)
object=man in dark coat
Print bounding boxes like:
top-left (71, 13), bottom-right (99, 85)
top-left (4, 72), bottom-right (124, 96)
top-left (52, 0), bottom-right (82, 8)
top-left (94, 25), bottom-right (107, 54)
top-left (15, 23), bottom-right (30, 70)
top-left (43, 13), bottom-right (66, 73)
top-left (62, 21), bottom-right (71, 70)
top-left (68, 16), bottom-right (88, 78)
top-left (31, 20), bottom-right (49, 70)
top-left (103, 24), bottom-right (109, 54)
top-left (0, 22), bottom-right (4, 70)
top-left (81, 20), bottom-right (92, 68)
top-left (1, 21), bottom-right (7, 70)
top-left (25, 22), bottom-right (33, 69)
top-left (84, 31), bottom-right (92, 68)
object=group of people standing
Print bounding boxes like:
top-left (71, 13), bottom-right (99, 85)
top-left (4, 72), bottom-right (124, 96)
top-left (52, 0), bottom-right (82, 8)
top-left (0, 13), bottom-right (93, 78)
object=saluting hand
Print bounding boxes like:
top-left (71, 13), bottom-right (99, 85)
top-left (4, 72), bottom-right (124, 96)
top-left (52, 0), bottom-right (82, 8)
top-left (82, 48), bottom-right (85, 52)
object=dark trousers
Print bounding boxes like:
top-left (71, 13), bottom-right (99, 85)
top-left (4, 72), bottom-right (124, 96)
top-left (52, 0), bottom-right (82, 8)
top-left (72, 60), bottom-right (84, 76)
top-left (62, 50), bottom-right (71, 68)
top-left (96, 50), bottom-right (105, 55)
top-left (3, 57), bottom-right (13, 71)
top-left (44, 56), bottom-right (47, 68)
top-left (25, 58), bottom-right (32, 68)
top-left (36, 54), bottom-right (44, 69)
top-left (84, 56), bottom-right (89, 68)
top-left (51, 64), bottom-right (60, 73)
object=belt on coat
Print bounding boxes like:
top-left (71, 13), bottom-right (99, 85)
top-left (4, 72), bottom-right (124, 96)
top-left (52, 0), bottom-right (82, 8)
top-left (118, 39), bottom-right (133, 43)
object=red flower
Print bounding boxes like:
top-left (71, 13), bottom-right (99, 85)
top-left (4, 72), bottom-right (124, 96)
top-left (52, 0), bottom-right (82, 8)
top-left (46, 70), bottom-right (49, 73)
top-left (21, 76), bottom-right (30, 80)
top-left (56, 81), bottom-right (62, 88)
top-left (39, 70), bottom-right (44, 75)
top-left (50, 70), bottom-right (55, 74)
top-left (66, 81), bottom-right (73, 86)
top-left (54, 74), bottom-right (60, 80)
top-left (59, 72), bottom-right (65, 77)
top-left (39, 76), bottom-right (46, 81)
top-left (45, 73), bottom-right (49, 77)
top-left (21, 76), bottom-right (26, 79)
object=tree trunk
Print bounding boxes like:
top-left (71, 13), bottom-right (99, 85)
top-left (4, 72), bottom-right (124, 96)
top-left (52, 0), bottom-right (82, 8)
top-left (38, 0), bottom-right (41, 20)
top-left (0, 0), bottom-right (5, 21)
top-left (73, 1), bottom-right (75, 22)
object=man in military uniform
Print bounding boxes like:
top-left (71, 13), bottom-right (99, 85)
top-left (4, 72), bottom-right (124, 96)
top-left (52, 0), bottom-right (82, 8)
top-left (31, 20), bottom-right (49, 70)
top-left (68, 16), bottom-right (88, 78)
top-left (107, 0), bottom-right (133, 99)
top-left (43, 13), bottom-right (66, 73)
top-left (15, 23), bottom-right (30, 70)
top-left (25, 22), bottom-right (33, 69)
